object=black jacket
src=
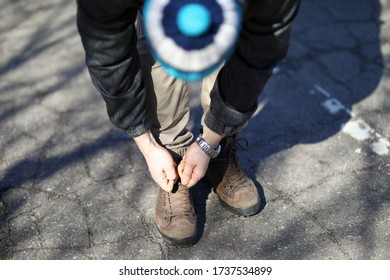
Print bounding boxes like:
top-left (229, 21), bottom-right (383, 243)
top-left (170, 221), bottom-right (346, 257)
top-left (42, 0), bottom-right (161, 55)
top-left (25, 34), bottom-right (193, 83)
top-left (76, 0), bottom-right (300, 137)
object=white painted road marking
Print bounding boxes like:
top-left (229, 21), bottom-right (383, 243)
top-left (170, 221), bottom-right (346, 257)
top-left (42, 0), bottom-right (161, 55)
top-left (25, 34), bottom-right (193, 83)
top-left (313, 85), bottom-right (389, 156)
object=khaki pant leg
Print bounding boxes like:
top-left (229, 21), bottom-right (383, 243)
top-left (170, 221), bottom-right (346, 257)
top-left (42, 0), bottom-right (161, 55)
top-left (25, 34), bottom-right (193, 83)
top-left (136, 14), bottom-right (193, 149)
top-left (200, 67), bottom-right (220, 128)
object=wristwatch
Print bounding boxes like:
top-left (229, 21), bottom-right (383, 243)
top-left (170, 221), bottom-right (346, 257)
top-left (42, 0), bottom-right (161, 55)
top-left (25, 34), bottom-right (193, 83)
top-left (195, 135), bottom-right (221, 158)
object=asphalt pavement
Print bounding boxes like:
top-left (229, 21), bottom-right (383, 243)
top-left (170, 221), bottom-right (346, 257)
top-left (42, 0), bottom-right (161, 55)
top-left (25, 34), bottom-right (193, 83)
top-left (0, 0), bottom-right (389, 259)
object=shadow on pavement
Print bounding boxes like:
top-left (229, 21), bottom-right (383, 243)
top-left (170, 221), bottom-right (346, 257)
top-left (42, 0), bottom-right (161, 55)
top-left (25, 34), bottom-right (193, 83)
top-left (1, 0), bottom-right (388, 259)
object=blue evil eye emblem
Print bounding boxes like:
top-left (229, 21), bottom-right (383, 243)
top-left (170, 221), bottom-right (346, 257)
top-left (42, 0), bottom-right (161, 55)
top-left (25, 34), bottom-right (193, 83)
top-left (177, 4), bottom-right (212, 37)
top-left (143, 0), bottom-right (242, 81)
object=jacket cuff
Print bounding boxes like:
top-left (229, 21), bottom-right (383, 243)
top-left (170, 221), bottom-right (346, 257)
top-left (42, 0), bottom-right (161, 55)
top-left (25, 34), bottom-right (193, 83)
top-left (204, 86), bottom-right (256, 136)
top-left (125, 124), bottom-right (149, 138)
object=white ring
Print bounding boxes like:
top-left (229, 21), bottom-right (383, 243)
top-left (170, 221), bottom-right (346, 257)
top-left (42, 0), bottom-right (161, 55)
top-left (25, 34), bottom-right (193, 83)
top-left (144, 0), bottom-right (241, 72)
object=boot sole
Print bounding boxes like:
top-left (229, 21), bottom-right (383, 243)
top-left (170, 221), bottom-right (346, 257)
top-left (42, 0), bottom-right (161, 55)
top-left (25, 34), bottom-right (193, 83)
top-left (156, 225), bottom-right (198, 247)
top-left (218, 196), bottom-right (261, 217)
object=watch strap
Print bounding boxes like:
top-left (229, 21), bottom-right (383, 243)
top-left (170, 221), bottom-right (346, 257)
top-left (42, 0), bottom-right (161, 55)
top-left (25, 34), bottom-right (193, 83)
top-left (195, 135), bottom-right (221, 158)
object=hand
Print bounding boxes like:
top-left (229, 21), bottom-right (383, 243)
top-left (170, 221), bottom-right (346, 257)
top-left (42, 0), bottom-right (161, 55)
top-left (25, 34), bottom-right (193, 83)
top-left (134, 131), bottom-right (178, 192)
top-left (144, 145), bottom-right (178, 192)
top-left (178, 142), bottom-right (210, 188)
top-left (179, 126), bottom-right (223, 187)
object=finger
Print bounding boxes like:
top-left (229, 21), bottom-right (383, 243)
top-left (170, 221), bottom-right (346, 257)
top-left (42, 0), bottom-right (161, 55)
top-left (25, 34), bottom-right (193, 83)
top-left (159, 177), bottom-right (170, 192)
top-left (158, 170), bottom-right (173, 192)
top-left (177, 160), bottom-right (185, 178)
top-left (160, 178), bottom-right (176, 192)
top-left (186, 178), bottom-right (197, 188)
top-left (187, 166), bottom-right (206, 188)
top-left (177, 154), bottom-right (186, 178)
top-left (165, 165), bottom-right (178, 182)
top-left (180, 162), bottom-right (194, 186)
top-left (186, 173), bottom-right (201, 188)
top-left (166, 179), bottom-right (175, 192)
top-left (160, 181), bottom-right (168, 192)
top-left (163, 165), bottom-right (177, 192)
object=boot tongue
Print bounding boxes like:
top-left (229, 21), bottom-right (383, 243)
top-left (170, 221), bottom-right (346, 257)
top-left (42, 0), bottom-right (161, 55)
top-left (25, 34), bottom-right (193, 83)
top-left (226, 163), bottom-right (246, 189)
top-left (169, 184), bottom-right (194, 221)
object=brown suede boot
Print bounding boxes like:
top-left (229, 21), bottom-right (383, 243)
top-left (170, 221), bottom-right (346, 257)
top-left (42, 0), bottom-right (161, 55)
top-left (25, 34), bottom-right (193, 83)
top-left (155, 147), bottom-right (197, 247)
top-left (155, 184), bottom-right (197, 246)
top-left (206, 135), bottom-right (261, 216)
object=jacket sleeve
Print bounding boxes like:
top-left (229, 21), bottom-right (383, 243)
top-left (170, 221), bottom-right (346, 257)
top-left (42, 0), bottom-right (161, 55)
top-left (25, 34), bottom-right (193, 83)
top-left (76, 0), bottom-right (152, 137)
top-left (204, 0), bottom-right (300, 136)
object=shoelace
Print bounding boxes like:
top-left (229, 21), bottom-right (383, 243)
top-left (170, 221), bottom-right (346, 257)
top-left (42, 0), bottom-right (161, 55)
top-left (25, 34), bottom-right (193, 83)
top-left (223, 138), bottom-right (249, 191)
top-left (164, 185), bottom-right (194, 220)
